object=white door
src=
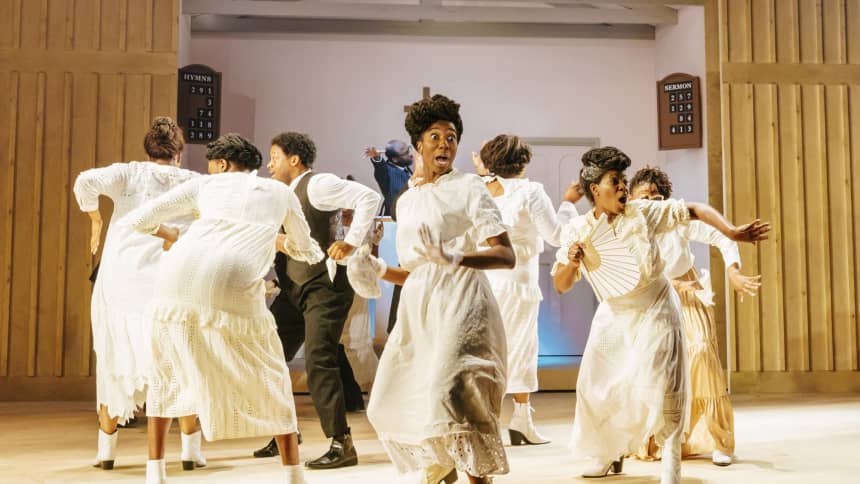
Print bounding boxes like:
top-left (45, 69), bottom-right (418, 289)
top-left (527, 142), bottom-right (598, 357)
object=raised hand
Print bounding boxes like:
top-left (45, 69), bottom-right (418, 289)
top-left (364, 147), bottom-right (381, 159)
top-left (731, 219), bottom-right (771, 243)
top-left (414, 223), bottom-right (462, 267)
top-left (472, 151), bottom-right (490, 176)
top-left (728, 266), bottom-right (761, 298)
top-left (563, 181), bottom-right (584, 204)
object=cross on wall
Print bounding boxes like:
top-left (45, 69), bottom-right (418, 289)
top-left (404, 86), bottom-right (432, 112)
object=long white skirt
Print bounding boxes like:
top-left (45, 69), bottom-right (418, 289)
top-left (146, 302), bottom-right (298, 441)
top-left (571, 276), bottom-right (687, 464)
top-left (486, 278), bottom-right (541, 394)
top-left (92, 286), bottom-right (150, 424)
top-left (368, 264), bottom-right (510, 476)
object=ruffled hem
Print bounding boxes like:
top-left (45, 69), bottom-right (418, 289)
top-left (380, 431), bottom-right (509, 477)
top-left (488, 278), bottom-right (542, 302)
top-left (97, 373), bottom-right (147, 425)
top-left (150, 301), bottom-right (276, 337)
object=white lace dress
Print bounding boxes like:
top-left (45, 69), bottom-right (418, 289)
top-left (73, 161), bottom-right (198, 424)
top-left (124, 171), bottom-right (323, 441)
top-left (484, 177), bottom-right (576, 393)
top-left (553, 199), bottom-right (690, 464)
top-left (367, 170), bottom-right (510, 477)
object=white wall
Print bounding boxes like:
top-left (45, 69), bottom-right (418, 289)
top-left (188, 33), bottom-right (660, 190)
top-left (654, 6), bottom-right (712, 271)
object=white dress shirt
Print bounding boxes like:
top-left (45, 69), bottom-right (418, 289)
top-left (289, 170), bottom-right (382, 248)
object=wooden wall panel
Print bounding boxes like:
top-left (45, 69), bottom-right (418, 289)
top-left (715, 0), bottom-right (860, 391)
top-left (0, 0), bottom-right (179, 399)
top-left (0, 72), bottom-right (19, 378)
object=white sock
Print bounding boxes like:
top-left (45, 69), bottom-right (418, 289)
top-left (283, 464), bottom-right (307, 484)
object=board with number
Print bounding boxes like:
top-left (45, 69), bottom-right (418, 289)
top-left (177, 64), bottom-right (222, 144)
top-left (657, 73), bottom-right (701, 150)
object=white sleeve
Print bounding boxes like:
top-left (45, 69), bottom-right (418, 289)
top-left (73, 163), bottom-right (130, 212)
top-left (124, 177), bottom-right (204, 234)
top-left (686, 220), bottom-right (741, 269)
top-left (527, 183), bottom-right (578, 247)
top-left (307, 173), bottom-right (382, 247)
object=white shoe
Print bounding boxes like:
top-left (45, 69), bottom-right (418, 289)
top-left (180, 430), bottom-right (207, 470)
top-left (712, 449), bottom-right (733, 466)
top-left (422, 464), bottom-right (458, 483)
top-left (284, 464), bottom-right (308, 484)
top-left (146, 459), bottom-right (167, 484)
top-left (582, 457), bottom-right (624, 478)
top-left (508, 401), bottom-right (550, 445)
top-left (92, 429), bottom-right (118, 469)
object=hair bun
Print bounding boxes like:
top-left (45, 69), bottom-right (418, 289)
top-left (151, 116), bottom-right (177, 139)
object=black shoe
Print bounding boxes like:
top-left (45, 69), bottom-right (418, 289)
top-left (253, 438), bottom-right (279, 458)
top-left (345, 396), bottom-right (366, 413)
top-left (305, 432), bottom-right (358, 469)
top-left (252, 432), bottom-right (303, 458)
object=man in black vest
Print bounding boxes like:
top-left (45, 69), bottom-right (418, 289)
top-left (261, 132), bottom-right (381, 470)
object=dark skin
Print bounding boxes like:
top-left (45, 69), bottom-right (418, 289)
top-left (147, 158), bottom-right (301, 466)
top-left (381, 121), bottom-right (515, 288)
top-left (553, 169), bottom-right (771, 294)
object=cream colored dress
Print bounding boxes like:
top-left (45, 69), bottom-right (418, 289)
top-left (553, 199), bottom-right (690, 465)
top-left (657, 221), bottom-right (739, 457)
top-left (484, 176), bottom-right (576, 393)
top-left (125, 171), bottom-right (323, 441)
top-left (367, 170), bottom-right (510, 477)
top-left (73, 161), bottom-right (198, 424)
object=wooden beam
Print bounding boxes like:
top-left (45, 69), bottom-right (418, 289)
top-left (0, 49), bottom-right (177, 74)
top-left (191, 16), bottom-right (656, 38)
top-left (722, 62), bottom-right (860, 85)
top-left (184, 0), bottom-right (678, 24)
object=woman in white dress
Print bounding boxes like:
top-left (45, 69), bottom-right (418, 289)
top-left (362, 94), bottom-right (515, 484)
top-left (552, 147), bottom-right (769, 484)
top-left (629, 166), bottom-right (761, 467)
top-left (73, 117), bottom-right (201, 470)
top-left (124, 134), bottom-right (323, 484)
top-left (476, 134), bottom-right (580, 446)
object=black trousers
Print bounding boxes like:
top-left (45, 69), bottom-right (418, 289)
top-left (272, 266), bottom-right (355, 437)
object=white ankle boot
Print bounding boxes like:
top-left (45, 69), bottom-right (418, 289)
top-left (146, 459), bottom-right (167, 484)
top-left (180, 430), bottom-right (207, 470)
top-left (284, 464), bottom-right (308, 484)
top-left (661, 431), bottom-right (682, 484)
top-left (712, 449), bottom-right (733, 466)
top-left (92, 429), bottom-right (118, 469)
top-left (422, 464), bottom-right (458, 483)
top-left (508, 401), bottom-right (550, 445)
top-left (581, 457), bottom-right (623, 478)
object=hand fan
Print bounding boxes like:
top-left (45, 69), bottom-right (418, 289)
top-left (580, 214), bottom-right (641, 301)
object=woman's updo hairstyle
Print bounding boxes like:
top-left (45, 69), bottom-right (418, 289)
top-left (579, 146), bottom-right (631, 203)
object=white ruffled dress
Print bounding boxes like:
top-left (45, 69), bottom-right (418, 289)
top-left (73, 161), bottom-right (198, 424)
top-left (553, 199), bottom-right (690, 464)
top-left (367, 170), bottom-right (510, 477)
